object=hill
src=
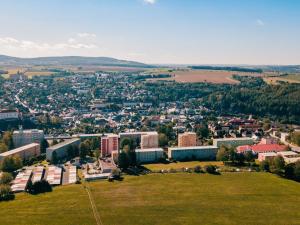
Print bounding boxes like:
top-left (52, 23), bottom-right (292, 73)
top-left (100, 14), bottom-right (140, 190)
top-left (0, 173), bottom-right (299, 225)
top-left (0, 55), bottom-right (152, 68)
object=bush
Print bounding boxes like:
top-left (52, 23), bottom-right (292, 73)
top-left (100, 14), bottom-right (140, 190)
top-left (27, 180), bottom-right (52, 194)
top-left (260, 160), bottom-right (270, 172)
top-left (204, 165), bottom-right (217, 174)
top-left (194, 166), bottom-right (202, 173)
top-left (0, 172), bottom-right (13, 185)
top-left (0, 185), bottom-right (15, 201)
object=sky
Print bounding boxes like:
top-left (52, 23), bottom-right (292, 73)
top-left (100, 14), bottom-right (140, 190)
top-left (0, 0), bottom-right (300, 65)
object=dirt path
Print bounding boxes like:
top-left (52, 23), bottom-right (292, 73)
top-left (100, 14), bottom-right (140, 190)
top-left (83, 183), bottom-right (103, 225)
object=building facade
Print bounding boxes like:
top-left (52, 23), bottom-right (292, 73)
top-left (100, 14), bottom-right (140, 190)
top-left (178, 132), bottom-right (197, 147)
top-left (0, 109), bottom-right (19, 120)
top-left (168, 146), bottom-right (218, 161)
top-left (13, 128), bottom-right (44, 148)
top-left (135, 148), bottom-right (164, 164)
top-left (213, 137), bottom-right (254, 148)
top-left (46, 138), bottom-right (80, 161)
top-left (101, 134), bottom-right (119, 157)
top-left (0, 143), bottom-right (40, 162)
top-left (140, 133), bottom-right (159, 149)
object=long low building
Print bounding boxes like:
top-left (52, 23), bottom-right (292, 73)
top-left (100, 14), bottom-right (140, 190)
top-left (213, 137), bottom-right (254, 148)
top-left (168, 146), bottom-right (218, 161)
top-left (46, 166), bottom-right (62, 185)
top-left (11, 169), bottom-right (33, 193)
top-left (135, 148), bottom-right (164, 164)
top-left (46, 138), bottom-right (80, 161)
top-left (0, 143), bottom-right (40, 162)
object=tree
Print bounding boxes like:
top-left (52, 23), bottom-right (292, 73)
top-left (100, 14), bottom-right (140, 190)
top-left (194, 165), bottom-right (202, 173)
top-left (291, 132), bottom-right (300, 146)
top-left (0, 172), bottom-right (13, 185)
top-left (216, 146), bottom-right (229, 162)
top-left (27, 180), bottom-right (52, 194)
top-left (40, 139), bottom-right (49, 154)
top-left (284, 164), bottom-right (295, 179)
top-left (273, 156), bottom-right (285, 171)
top-left (204, 165), bottom-right (217, 174)
top-left (118, 151), bottom-right (129, 170)
top-left (244, 151), bottom-right (255, 163)
top-left (120, 138), bottom-right (136, 150)
top-left (260, 160), bottom-right (270, 172)
top-left (0, 143), bottom-right (8, 153)
top-left (2, 132), bottom-right (14, 150)
top-left (52, 139), bottom-right (58, 146)
top-left (79, 142), bottom-right (89, 159)
top-left (0, 156), bottom-right (23, 173)
top-left (51, 151), bottom-right (58, 164)
top-left (294, 161), bottom-right (300, 181)
top-left (0, 184), bottom-right (14, 201)
top-left (158, 133), bottom-right (168, 147)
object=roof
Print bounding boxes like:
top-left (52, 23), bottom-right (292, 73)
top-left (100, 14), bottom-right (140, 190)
top-left (47, 138), bottom-right (80, 150)
top-left (251, 144), bottom-right (287, 153)
top-left (135, 148), bottom-right (164, 152)
top-left (0, 143), bottom-right (39, 157)
top-left (170, 146), bottom-right (218, 151)
top-left (236, 145), bottom-right (252, 153)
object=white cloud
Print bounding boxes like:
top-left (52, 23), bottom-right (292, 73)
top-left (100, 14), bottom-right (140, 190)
top-left (144, 0), bottom-right (156, 5)
top-left (0, 36), bottom-right (99, 57)
top-left (256, 19), bottom-right (265, 26)
top-left (0, 36), bottom-right (98, 51)
top-left (77, 32), bottom-right (97, 38)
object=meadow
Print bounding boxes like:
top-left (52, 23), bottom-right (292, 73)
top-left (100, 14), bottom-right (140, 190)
top-left (0, 173), bottom-right (300, 225)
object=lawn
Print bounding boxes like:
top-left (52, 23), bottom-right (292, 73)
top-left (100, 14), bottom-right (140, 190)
top-left (0, 173), bottom-right (300, 225)
top-left (143, 161), bottom-right (224, 171)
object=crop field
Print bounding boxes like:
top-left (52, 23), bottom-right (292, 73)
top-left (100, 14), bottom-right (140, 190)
top-left (264, 74), bottom-right (300, 84)
top-left (0, 173), bottom-right (300, 225)
top-left (151, 69), bottom-right (265, 84)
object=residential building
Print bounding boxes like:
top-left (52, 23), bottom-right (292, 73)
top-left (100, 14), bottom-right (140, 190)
top-left (141, 132), bottom-right (159, 149)
top-left (0, 109), bottom-right (19, 120)
top-left (213, 137), bottom-right (254, 148)
top-left (11, 169), bottom-right (33, 192)
top-left (135, 148), bottom-right (164, 164)
top-left (46, 138), bottom-right (80, 161)
top-left (0, 143), bottom-right (40, 162)
top-left (101, 134), bottom-right (119, 157)
top-left (46, 166), bottom-right (62, 185)
top-left (13, 127), bottom-right (44, 148)
top-left (178, 132), bottom-right (197, 147)
top-left (168, 146), bottom-right (218, 161)
top-left (119, 131), bottom-right (158, 148)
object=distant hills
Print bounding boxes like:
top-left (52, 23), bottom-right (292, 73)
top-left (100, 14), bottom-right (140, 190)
top-left (0, 55), bottom-right (153, 68)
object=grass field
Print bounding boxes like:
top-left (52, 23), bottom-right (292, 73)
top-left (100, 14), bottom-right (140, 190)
top-left (151, 69), bottom-right (265, 84)
top-left (0, 173), bottom-right (300, 225)
top-left (143, 161), bottom-right (224, 171)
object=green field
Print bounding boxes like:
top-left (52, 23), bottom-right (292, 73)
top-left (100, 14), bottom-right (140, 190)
top-left (0, 173), bottom-right (300, 225)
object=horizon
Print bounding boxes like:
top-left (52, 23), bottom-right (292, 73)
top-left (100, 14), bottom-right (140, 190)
top-left (0, 0), bottom-right (300, 65)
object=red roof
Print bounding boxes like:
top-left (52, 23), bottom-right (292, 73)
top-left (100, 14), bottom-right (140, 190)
top-left (237, 144), bottom-right (287, 154)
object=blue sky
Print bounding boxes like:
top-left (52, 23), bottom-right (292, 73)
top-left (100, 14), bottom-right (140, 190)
top-left (0, 0), bottom-right (299, 64)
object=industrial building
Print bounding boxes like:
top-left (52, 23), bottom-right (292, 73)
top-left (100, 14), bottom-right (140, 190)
top-left (135, 148), bottom-right (164, 164)
top-left (168, 146), bottom-right (218, 161)
top-left (0, 143), bottom-right (40, 162)
top-left (46, 138), bottom-right (80, 161)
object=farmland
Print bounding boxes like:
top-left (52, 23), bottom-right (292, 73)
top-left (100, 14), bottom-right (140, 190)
top-left (151, 69), bottom-right (265, 84)
top-left (264, 74), bottom-right (300, 84)
top-left (0, 173), bottom-right (300, 225)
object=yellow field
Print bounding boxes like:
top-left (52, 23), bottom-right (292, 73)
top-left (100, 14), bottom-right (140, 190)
top-left (151, 69), bottom-right (265, 84)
